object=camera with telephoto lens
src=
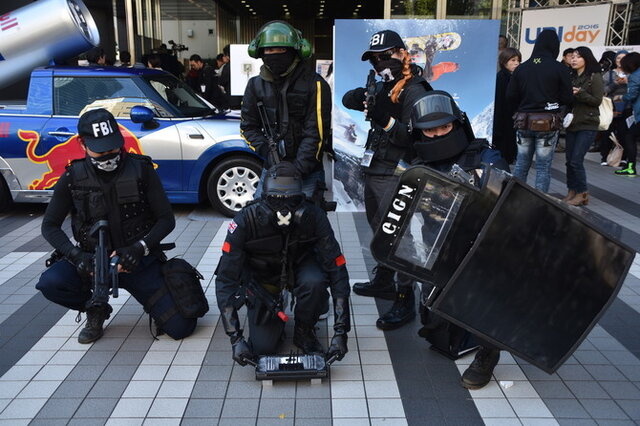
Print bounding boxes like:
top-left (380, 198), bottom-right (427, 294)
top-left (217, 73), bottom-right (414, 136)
top-left (168, 40), bottom-right (188, 53)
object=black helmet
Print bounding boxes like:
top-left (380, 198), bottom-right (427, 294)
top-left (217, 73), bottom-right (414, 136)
top-left (411, 90), bottom-right (464, 130)
top-left (262, 162), bottom-right (303, 198)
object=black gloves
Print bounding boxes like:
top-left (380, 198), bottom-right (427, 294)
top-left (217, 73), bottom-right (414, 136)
top-left (116, 242), bottom-right (145, 272)
top-left (342, 87), bottom-right (366, 111)
top-left (327, 333), bottom-right (348, 361)
top-left (231, 335), bottom-right (254, 366)
top-left (367, 91), bottom-right (392, 128)
top-left (327, 297), bottom-right (351, 362)
top-left (68, 247), bottom-right (93, 279)
top-left (221, 305), bottom-right (254, 366)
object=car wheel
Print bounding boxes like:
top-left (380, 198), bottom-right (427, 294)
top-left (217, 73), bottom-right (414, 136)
top-left (207, 157), bottom-right (262, 217)
top-left (0, 176), bottom-right (12, 213)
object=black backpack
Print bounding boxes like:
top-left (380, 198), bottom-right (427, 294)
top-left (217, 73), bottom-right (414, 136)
top-left (145, 258), bottom-right (208, 335)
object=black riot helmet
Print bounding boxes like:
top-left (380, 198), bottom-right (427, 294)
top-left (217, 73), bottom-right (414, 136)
top-left (411, 91), bottom-right (475, 163)
top-left (262, 162), bottom-right (305, 227)
top-left (411, 90), bottom-right (464, 129)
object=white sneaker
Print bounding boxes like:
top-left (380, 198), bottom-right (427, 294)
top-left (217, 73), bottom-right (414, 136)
top-left (601, 161), bottom-right (608, 166)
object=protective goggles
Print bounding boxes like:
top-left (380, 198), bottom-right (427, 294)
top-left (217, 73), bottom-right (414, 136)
top-left (368, 50), bottom-right (396, 66)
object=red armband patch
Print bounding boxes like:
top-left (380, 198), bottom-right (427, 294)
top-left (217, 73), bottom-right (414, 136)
top-left (222, 241), bottom-right (231, 253)
top-left (335, 254), bottom-right (346, 267)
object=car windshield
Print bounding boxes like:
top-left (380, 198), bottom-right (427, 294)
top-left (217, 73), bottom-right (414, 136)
top-left (142, 75), bottom-right (215, 118)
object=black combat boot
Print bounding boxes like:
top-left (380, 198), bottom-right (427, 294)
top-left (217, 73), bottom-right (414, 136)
top-left (353, 266), bottom-right (396, 300)
top-left (375, 286), bottom-right (416, 330)
top-left (78, 304), bottom-right (113, 344)
top-left (293, 321), bottom-right (324, 354)
top-left (461, 347), bottom-right (500, 390)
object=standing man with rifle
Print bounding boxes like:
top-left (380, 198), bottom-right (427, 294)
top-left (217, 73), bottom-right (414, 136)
top-left (36, 109), bottom-right (197, 343)
top-left (240, 21), bottom-right (331, 200)
top-left (342, 30), bottom-right (432, 330)
top-left (215, 162), bottom-right (351, 365)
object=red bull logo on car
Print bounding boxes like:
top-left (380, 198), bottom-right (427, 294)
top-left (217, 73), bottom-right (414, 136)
top-left (524, 25), bottom-right (601, 44)
top-left (19, 125), bottom-right (148, 190)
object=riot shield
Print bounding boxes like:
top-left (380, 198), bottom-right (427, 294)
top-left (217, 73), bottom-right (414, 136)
top-left (371, 165), bottom-right (502, 287)
top-left (372, 166), bottom-right (634, 373)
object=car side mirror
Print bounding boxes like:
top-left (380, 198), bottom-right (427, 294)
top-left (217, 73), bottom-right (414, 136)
top-left (130, 105), bottom-right (159, 129)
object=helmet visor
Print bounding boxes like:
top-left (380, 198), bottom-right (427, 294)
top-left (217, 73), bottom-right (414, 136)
top-left (411, 93), bottom-right (459, 129)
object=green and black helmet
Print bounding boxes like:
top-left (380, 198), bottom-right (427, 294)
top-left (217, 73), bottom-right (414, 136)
top-left (248, 21), bottom-right (311, 59)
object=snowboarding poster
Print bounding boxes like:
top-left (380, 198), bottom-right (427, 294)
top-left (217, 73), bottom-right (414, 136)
top-left (332, 19), bottom-right (499, 211)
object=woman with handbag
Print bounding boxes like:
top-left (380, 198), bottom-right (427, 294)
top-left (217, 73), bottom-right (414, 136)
top-left (564, 46), bottom-right (604, 206)
top-left (600, 50), bottom-right (629, 166)
top-left (612, 52), bottom-right (640, 176)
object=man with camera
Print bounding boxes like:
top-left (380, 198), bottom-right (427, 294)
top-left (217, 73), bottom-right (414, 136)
top-left (36, 108), bottom-right (197, 343)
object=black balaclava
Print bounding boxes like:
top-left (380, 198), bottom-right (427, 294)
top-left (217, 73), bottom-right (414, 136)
top-left (374, 58), bottom-right (404, 82)
top-left (413, 122), bottom-right (470, 164)
top-left (263, 49), bottom-right (297, 76)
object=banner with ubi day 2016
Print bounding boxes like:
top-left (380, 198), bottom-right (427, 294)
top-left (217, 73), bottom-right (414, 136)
top-left (519, 3), bottom-right (611, 61)
top-left (333, 19), bottom-right (499, 211)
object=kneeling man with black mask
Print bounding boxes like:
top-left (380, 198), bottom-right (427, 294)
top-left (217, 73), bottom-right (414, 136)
top-left (215, 162), bottom-right (351, 366)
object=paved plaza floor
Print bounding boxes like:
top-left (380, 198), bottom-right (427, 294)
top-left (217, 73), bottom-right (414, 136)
top-left (0, 151), bottom-right (639, 425)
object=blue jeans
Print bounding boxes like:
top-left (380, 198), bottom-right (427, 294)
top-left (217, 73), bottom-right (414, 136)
top-left (254, 168), bottom-right (325, 199)
top-left (514, 130), bottom-right (559, 193)
top-left (565, 130), bottom-right (597, 193)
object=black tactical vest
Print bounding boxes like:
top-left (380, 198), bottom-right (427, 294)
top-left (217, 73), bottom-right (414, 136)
top-left (253, 65), bottom-right (325, 169)
top-left (67, 154), bottom-right (155, 252)
top-left (367, 78), bottom-right (433, 173)
top-left (457, 139), bottom-right (490, 172)
top-left (241, 201), bottom-right (317, 287)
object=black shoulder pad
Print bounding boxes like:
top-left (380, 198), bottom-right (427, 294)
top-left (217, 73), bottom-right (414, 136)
top-left (67, 158), bottom-right (85, 168)
top-left (127, 153), bottom-right (154, 165)
top-left (66, 158), bottom-right (89, 180)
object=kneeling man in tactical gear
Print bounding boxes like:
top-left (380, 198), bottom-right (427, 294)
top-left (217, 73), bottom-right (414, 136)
top-left (215, 162), bottom-right (350, 365)
top-left (410, 91), bottom-right (509, 390)
top-left (37, 108), bottom-right (196, 343)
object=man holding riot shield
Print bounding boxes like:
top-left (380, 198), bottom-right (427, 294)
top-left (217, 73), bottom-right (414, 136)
top-left (409, 91), bottom-right (508, 389)
top-left (36, 109), bottom-right (197, 343)
top-left (373, 90), bottom-right (634, 390)
top-left (240, 21), bottom-right (331, 200)
top-left (214, 162), bottom-right (350, 365)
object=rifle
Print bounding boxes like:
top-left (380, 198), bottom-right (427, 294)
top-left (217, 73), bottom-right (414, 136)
top-left (256, 101), bottom-right (281, 166)
top-left (86, 220), bottom-right (120, 309)
top-left (365, 70), bottom-right (377, 122)
top-left (245, 281), bottom-right (289, 323)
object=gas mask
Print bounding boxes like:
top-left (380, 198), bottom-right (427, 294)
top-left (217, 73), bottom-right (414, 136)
top-left (90, 151), bottom-right (121, 172)
top-left (265, 193), bottom-right (305, 227)
top-left (261, 165), bottom-right (306, 228)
